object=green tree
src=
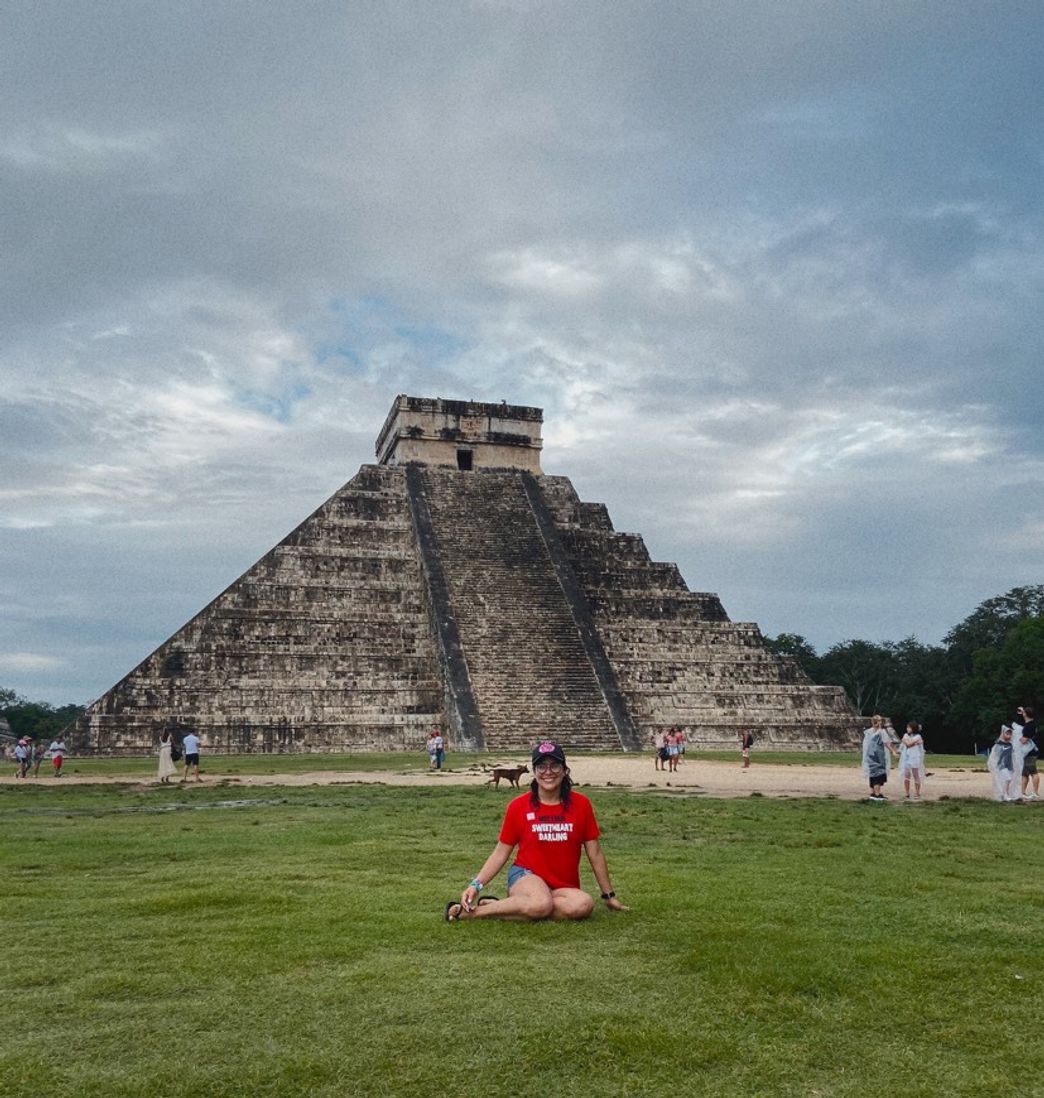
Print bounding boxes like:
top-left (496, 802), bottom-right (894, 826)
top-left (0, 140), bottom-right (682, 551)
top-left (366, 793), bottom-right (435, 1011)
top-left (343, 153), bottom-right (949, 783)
top-left (0, 689), bottom-right (85, 743)
top-left (944, 585), bottom-right (1044, 674)
top-left (887, 638), bottom-right (973, 750)
top-left (949, 618), bottom-right (1044, 749)
top-left (816, 640), bottom-right (898, 716)
top-left (763, 633), bottom-right (820, 678)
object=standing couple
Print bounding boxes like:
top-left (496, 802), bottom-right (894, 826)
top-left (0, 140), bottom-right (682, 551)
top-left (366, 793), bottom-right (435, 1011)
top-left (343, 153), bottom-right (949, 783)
top-left (158, 728), bottom-right (202, 783)
top-left (862, 715), bottom-right (926, 801)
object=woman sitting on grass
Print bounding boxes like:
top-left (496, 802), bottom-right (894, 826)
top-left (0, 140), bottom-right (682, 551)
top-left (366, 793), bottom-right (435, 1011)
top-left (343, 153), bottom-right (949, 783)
top-left (445, 740), bottom-right (627, 922)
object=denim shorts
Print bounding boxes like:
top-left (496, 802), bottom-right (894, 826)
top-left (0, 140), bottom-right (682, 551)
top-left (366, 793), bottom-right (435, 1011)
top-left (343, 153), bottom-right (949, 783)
top-left (507, 865), bottom-right (536, 890)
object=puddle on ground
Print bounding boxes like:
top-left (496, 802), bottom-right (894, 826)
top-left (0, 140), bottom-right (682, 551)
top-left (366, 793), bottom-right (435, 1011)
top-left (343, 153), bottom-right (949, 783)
top-left (3, 798), bottom-right (290, 817)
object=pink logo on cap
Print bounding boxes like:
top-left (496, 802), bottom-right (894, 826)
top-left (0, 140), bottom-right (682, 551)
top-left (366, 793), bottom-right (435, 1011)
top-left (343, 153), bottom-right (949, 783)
top-left (537, 741), bottom-right (557, 755)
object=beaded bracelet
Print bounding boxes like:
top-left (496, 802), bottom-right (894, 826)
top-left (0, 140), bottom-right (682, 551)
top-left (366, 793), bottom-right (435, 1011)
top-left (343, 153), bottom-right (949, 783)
top-left (469, 878), bottom-right (484, 891)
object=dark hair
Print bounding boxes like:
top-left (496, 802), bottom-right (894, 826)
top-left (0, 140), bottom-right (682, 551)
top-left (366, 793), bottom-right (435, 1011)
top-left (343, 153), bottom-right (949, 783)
top-left (530, 770), bottom-right (573, 809)
top-left (1023, 706), bottom-right (1035, 719)
top-left (906, 721), bottom-right (921, 733)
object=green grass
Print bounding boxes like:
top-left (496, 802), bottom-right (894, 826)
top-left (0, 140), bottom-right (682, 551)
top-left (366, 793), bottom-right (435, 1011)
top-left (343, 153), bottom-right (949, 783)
top-left (2, 783), bottom-right (1040, 1097)
top-left (48, 749), bottom-right (981, 780)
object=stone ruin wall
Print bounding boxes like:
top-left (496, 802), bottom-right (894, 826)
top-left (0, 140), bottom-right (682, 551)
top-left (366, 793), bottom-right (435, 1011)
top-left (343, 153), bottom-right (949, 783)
top-left (74, 460), bottom-right (861, 756)
top-left (538, 476), bottom-right (858, 751)
top-left (75, 466), bottom-right (445, 755)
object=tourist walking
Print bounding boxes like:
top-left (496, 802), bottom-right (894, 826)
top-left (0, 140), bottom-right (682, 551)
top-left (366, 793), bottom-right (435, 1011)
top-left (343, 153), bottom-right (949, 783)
top-left (426, 730), bottom-right (439, 769)
top-left (898, 721), bottom-right (926, 800)
top-left (652, 730), bottom-right (665, 771)
top-left (181, 729), bottom-right (202, 782)
top-left (32, 739), bottom-right (47, 777)
top-left (47, 737), bottom-right (66, 777)
top-left (1016, 705), bottom-right (1039, 800)
top-left (739, 730), bottom-right (754, 769)
top-left (444, 740), bottom-right (627, 922)
top-left (666, 729), bottom-right (679, 773)
top-left (14, 738), bottom-right (30, 778)
top-left (861, 715), bottom-right (898, 801)
top-left (656, 730), bottom-right (668, 771)
top-left (432, 730), bottom-right (445, 770)
top-left (157, 729), bottom-right (178, 784)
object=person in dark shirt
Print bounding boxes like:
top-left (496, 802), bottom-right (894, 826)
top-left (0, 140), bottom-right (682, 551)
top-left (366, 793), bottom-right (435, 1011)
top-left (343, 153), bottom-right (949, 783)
top-left (1017, 705), bottom-right (1039, 800)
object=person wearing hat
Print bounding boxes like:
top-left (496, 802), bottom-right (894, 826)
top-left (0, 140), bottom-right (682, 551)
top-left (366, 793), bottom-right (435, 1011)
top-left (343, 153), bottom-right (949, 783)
top-left (14, 738), bottom-right (30, 778)
top-left (444, 740), bottom-right (627, 922)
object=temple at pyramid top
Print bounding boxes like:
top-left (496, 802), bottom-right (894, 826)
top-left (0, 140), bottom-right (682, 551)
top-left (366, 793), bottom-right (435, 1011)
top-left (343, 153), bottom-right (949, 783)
top-left (375, 395), bottom-right (544, 472)
top-left (72, 393), bottom-right (860, 756)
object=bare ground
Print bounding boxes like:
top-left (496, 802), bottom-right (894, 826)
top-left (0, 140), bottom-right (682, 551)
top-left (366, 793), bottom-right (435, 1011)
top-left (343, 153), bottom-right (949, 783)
top-left (1, 757), bottom-right (999, 801)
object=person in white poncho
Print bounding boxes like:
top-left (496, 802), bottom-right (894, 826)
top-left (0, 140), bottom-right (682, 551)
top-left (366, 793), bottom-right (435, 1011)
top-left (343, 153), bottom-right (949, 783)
top-left (897, 721), bottom-right (926, 800)
top-left (861, 715), bottom-right (898, 801)
top-left (988, 726), bottom-right (1022, 802)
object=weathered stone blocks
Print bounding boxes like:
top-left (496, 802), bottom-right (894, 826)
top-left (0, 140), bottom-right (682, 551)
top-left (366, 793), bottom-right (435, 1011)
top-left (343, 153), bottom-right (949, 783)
top-left (73, 397), bottom-right (859, 755)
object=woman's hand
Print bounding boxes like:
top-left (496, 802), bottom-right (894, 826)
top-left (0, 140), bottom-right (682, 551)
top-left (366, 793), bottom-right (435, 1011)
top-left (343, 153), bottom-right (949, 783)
top-left (461, 884), bottom-right (480, 913)
top-left (604, 895), bottom-right (628, 912)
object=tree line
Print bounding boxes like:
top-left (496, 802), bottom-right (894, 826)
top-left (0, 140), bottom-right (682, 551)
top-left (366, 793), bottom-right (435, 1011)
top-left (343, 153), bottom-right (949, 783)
top-left (0, 687), bottom-right (85, 745)
top-left (765, 585), bottom-right (1044, 753)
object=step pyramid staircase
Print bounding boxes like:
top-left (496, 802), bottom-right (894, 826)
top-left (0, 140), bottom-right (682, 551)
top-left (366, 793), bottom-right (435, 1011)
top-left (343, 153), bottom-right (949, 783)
top-left (73, 396), bottom-right (859, 755)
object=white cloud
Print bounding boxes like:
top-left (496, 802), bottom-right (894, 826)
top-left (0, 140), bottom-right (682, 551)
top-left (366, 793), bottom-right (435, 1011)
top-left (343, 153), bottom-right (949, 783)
top-left (0, 125), bottom-right (164, 173)
top-left (0, 652), bottom-right (67, 672)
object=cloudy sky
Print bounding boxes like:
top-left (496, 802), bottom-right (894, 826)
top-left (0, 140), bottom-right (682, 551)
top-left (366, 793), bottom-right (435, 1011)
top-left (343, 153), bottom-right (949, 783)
top-left (3, 2), bottom-right (1042, 705)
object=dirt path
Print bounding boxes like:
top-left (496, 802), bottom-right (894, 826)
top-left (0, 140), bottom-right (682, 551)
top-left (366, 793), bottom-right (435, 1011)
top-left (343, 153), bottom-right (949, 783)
top-left (1, 757), bottom-right (998, 801)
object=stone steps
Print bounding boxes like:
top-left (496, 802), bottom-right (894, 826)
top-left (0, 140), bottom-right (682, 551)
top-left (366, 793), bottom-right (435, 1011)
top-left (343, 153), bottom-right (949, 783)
top-left (416, 467), bottom-right (622, 751)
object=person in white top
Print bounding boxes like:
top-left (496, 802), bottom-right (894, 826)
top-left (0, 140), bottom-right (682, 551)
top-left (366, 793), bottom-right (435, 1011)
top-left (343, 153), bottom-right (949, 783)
top-left (432, 731), bottom-right (445, 770)
top-left (898, 721), bottom-right (925, 800)
top-left (181, 731), bottom-right (202, 782)
top-left (48, 738), bottom-right (67, 777)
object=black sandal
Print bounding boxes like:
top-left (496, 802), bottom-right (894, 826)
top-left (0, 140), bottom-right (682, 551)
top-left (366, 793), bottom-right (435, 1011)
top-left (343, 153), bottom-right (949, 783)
top-left (444, 900), bottom-right (464, 922)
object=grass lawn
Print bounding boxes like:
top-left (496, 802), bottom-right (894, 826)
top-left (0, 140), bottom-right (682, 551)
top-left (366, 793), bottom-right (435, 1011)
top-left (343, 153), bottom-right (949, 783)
top-left (1, 782), bottom-right (1040, 1097)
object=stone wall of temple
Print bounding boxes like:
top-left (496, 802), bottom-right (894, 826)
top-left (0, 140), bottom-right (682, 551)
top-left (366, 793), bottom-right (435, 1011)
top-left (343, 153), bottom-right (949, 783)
top-left (538, 476), bottom-right (859, 750)
top-left (74, 466), bottom-right (444, 754)
top-left (73, 431), bottom-right (860, 754)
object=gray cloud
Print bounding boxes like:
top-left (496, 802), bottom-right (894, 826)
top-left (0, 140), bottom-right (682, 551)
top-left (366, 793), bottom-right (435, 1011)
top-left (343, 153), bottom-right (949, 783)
top-left (1, 2), bottom-right (1041, 703)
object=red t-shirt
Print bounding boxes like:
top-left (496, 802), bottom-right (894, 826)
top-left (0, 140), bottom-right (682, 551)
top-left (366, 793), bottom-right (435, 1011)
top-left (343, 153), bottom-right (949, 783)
top-left (498, 792), bottom-right (601, 890)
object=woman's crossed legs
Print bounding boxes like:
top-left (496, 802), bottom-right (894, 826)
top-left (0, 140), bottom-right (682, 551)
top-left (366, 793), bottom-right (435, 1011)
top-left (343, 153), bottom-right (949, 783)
top-left (452, 874), bottom-right (594, 922)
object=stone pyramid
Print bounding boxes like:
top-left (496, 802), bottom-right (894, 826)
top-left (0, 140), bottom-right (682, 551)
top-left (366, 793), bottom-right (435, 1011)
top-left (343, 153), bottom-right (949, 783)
top-left (74, 396), bottom-right (859, 755)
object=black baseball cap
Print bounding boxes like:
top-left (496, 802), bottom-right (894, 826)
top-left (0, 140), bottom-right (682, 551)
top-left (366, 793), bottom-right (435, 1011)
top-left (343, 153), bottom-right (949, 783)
top-left (532, 740), bottom-right (567, 766)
